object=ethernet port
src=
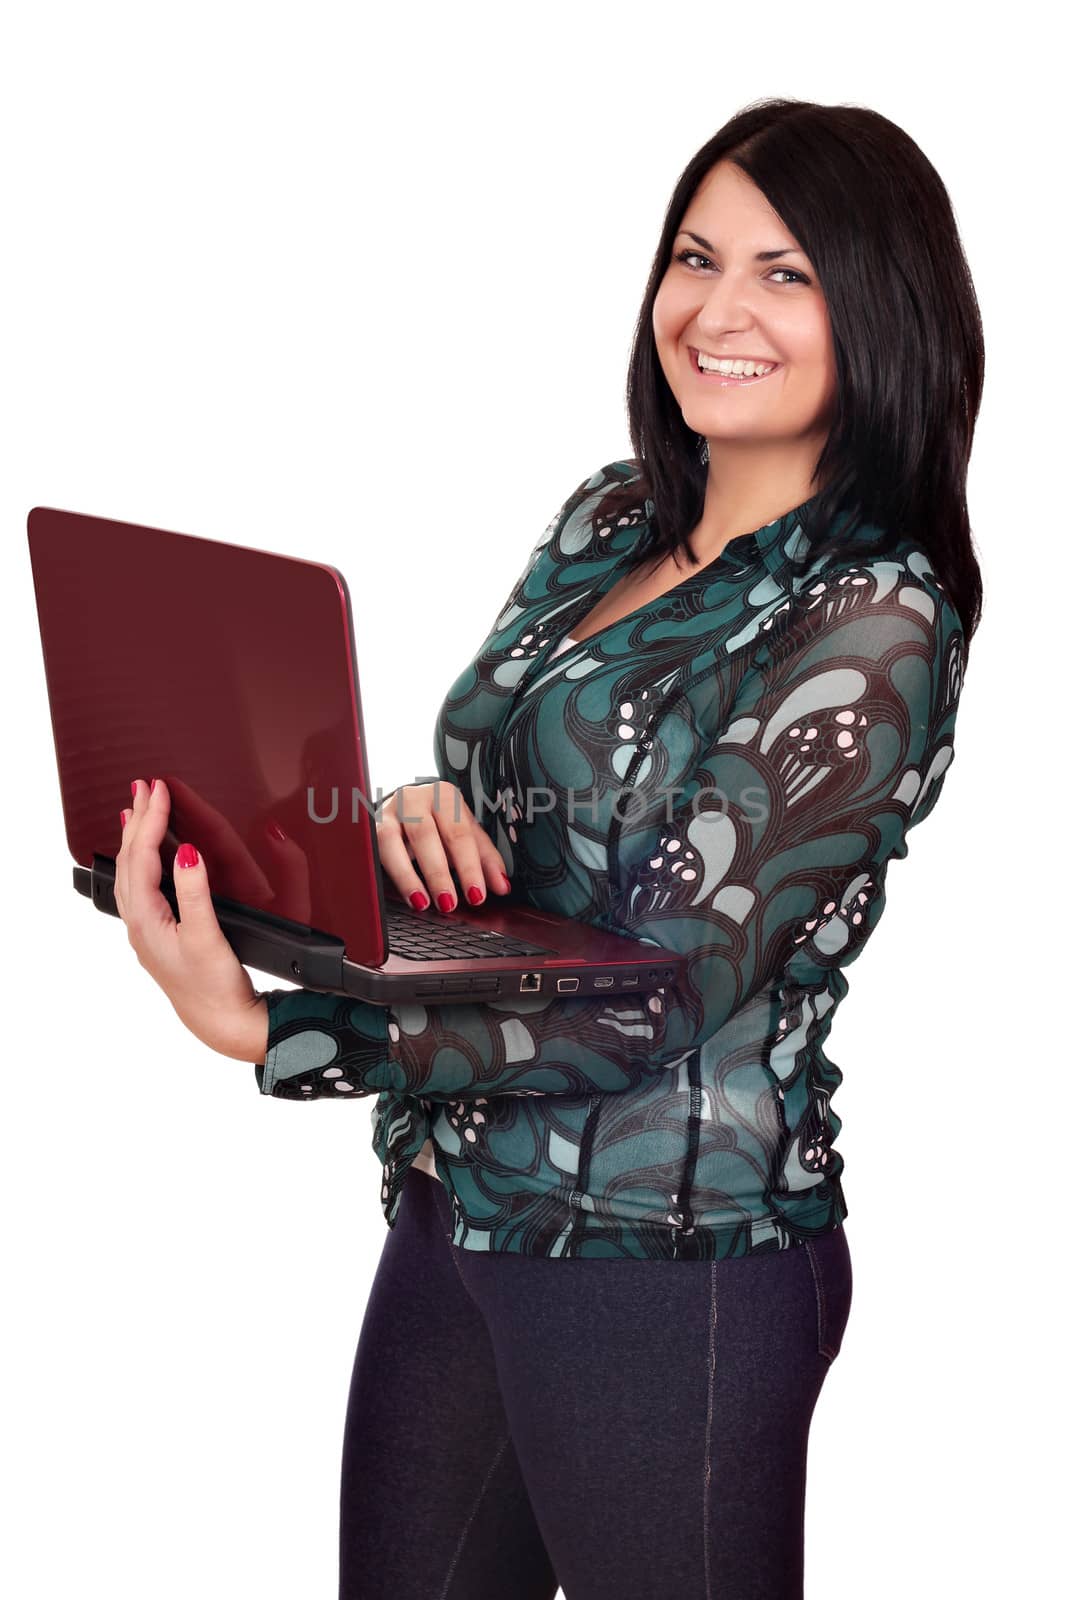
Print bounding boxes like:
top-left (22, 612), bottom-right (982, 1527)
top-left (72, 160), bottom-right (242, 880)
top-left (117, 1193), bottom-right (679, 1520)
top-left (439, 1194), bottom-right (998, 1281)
top-left (519, 972), bottom-right (542, 993)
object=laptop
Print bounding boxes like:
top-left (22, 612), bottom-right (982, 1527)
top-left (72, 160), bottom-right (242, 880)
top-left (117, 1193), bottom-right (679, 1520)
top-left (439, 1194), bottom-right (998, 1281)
top-left (26, 506), bottom-right (681, 1005)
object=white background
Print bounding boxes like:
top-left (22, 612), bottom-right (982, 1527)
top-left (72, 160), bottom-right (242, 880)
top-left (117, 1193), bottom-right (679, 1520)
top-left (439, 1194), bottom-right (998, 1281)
top-left (2, 3), bottom-right (1059, 1595)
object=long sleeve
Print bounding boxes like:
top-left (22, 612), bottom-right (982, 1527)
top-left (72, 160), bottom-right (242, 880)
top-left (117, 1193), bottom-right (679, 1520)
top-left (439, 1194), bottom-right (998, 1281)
top-left (255, 556), bottom-right (964, 1103)
top-left (618, 557), bottom-right (965, 1037)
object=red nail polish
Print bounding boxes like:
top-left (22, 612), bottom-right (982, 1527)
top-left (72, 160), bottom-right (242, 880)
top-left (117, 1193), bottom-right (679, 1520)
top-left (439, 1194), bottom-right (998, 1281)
top-left (120, 811), bottom-right (128, 829)
top-left (150, 778), bottom-right (158, 794)
top-left (176, 843), bottom-right (199, 868)
top-left (500, 875), bottom-right (511, 893)
top-left (130, 781), bottom-right (138, 800)
top-left (437, 892), bottom-right (456, 913)
top-left (467, 885), bottom-right (484, 905)
top-left (409, 890), bottom-right (430, 910)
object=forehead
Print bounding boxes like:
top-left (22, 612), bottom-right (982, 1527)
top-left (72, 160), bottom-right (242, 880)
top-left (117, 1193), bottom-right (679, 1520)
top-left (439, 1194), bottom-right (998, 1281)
top-left (678, 163), bottom-right (803, 253)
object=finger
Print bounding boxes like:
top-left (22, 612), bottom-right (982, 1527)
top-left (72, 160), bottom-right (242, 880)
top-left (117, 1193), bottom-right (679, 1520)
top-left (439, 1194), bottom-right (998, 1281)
top-left (123, 777), bottom-right (178, 940)
top-left (433, 810), bottom-right (490, 908)
top-left (115, 777), bottom-right (155, 924)
top-left (429, 787), bottom-right (509, 902)
top-left (115, 808), bottom-right (131, 920)
top-left (169, 839), bottom-right (226, 952)
top-left (114, 776), bottom-right (144, 918)
top-left (475, 840), bottom-right (512, 896)
top-left (168, 841), bottom-right (259, 1041)
top-left (394, 798), bottom-right (462, 912)
top-left (376, 814), bottom-right (433, 909)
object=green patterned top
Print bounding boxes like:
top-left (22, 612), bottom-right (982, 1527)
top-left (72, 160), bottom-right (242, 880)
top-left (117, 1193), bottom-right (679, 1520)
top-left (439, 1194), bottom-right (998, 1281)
top-left (255, 459), bottom-right (966, 1259)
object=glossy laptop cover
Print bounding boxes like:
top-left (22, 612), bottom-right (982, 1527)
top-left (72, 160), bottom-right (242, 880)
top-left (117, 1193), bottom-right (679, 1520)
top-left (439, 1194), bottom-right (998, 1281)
top-left (26, 507), bottom-right (679, 1004)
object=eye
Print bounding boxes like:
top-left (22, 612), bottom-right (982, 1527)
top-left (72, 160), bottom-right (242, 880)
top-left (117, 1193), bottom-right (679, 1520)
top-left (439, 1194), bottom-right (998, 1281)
top-left (673, 248), bottom-right (714, 272)
top-left (672, 249), bottom-right (810, 286)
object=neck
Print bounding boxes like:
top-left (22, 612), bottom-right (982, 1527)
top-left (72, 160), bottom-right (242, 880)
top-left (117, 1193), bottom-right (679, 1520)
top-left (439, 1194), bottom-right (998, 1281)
top-left (688, 442), bottom-right (827, 565)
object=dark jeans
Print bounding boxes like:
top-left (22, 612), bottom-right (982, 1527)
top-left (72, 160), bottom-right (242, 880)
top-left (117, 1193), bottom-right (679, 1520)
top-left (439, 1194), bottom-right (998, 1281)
top-left (339, 1166), bottom-right (852, 1600)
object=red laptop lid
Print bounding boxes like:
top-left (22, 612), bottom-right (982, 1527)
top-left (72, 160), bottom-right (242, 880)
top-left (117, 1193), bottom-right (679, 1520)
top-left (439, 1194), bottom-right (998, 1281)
top-left (27, 506), bottom-right (388, 964)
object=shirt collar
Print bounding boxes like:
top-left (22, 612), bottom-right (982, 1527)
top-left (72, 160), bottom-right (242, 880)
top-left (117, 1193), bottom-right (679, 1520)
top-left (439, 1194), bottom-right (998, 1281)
top-left (750, 493), bottom-right (890, 578)
top-left (635, 488), bottom-right (829, 578)
top-left (752, 493), bottom-right (819, 566)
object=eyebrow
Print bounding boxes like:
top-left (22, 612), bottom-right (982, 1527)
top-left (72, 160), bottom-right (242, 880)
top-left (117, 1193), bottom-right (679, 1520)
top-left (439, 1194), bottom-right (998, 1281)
top-left (677, 229), bottom-right (808, 262)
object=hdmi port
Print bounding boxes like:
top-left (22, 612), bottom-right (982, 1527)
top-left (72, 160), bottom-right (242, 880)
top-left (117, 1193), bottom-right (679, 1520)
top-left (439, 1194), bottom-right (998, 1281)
top-left (593, 976), bottom-right (615, 988)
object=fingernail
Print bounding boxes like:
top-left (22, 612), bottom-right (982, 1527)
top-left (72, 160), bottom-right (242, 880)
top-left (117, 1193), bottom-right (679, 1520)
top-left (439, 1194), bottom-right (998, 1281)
top-left (150, 778), bottom-right (158, 794)
top-left (176, 843), bottom-right (200, 868)
top-left (437, 892), bottom-right (456, 913)
top-left (466, 885), bottom-right (484, 905)
top-left (409, 890), bottom-right (430, 910)
top-left (130, 781), bottom-right (138, 800)
top-left (500, 875), bottom-right (511, 893)
top-left (120, 811), bottom-right (128, 829)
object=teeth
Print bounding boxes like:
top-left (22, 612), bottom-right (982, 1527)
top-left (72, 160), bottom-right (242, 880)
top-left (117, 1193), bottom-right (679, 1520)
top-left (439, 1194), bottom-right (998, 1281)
top-left (696, 354), bottom-right (775, 377)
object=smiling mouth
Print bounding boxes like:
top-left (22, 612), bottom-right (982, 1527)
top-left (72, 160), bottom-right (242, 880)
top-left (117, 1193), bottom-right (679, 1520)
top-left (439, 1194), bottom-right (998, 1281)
top-left (687, 349), bottom-right (781, 385)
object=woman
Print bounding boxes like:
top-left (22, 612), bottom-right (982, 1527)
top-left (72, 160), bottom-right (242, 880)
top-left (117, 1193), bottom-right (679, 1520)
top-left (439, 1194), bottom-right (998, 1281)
top-left (115, 98), bottom-right (982, 1600)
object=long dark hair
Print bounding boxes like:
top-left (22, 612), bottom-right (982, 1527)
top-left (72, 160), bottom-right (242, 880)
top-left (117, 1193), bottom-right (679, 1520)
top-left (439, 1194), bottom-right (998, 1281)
top-left (595, 97), bottom-right (984, 652)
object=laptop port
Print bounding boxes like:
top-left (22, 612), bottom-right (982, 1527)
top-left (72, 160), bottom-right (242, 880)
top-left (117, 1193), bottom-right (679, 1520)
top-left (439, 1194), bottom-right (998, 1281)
top-left (593, 976), bottom-right (614, 988)
top-left (519, 972), bottom-right (542, 993)
top-left (621, 975), bottom-right (640, 987)
top-left (556, 977), bottom-right (580, 992)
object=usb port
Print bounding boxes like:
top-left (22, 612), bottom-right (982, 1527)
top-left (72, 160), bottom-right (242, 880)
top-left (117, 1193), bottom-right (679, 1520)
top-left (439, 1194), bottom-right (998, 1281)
top-left (520, 973), bottom-right (542, 993)
top-left (556, 977), bottom-right (580, 992)
top-left (621, 975), bottom-right (640, 987)
top-left (593, 976), bottom-right (615, 989)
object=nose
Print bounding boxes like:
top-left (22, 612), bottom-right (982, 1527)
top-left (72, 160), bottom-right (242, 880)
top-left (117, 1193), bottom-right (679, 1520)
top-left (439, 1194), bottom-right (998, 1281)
top-left (693, 271), bottom-right (759, 336)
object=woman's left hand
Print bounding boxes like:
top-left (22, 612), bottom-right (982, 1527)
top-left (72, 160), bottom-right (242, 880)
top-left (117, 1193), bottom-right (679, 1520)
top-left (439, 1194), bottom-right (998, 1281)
top-left (115, 776), bottom-right (267, 1060)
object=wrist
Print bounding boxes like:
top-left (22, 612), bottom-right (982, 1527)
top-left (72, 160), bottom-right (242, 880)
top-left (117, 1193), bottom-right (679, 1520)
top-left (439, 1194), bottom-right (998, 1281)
top-left (215, 993), bottom-right (270, 1064)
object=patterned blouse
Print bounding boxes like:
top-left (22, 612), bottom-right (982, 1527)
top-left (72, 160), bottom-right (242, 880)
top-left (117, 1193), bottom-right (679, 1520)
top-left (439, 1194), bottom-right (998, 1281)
top-left (411, 624), bottom-right (582, 1186)
top-left (255, 459), bottom-right (966, 1260)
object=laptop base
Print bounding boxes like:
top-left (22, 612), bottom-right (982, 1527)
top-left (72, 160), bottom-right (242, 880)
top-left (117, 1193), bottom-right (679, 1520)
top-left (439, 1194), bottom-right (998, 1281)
top-left (74, 855), bottom-right (679, 1005)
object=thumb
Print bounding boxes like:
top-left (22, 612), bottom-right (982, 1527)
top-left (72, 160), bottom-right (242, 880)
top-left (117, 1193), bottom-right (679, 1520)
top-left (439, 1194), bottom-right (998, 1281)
top-left (171, 841), bottom-right (222, 942)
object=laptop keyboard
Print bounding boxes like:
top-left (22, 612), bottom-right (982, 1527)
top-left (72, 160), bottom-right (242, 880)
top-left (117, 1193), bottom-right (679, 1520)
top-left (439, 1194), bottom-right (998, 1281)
top-left (386, 903), bottom-right (555, 961)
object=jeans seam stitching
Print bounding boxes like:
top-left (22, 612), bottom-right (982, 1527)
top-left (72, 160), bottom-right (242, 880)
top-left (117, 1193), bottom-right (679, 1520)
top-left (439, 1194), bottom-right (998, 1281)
top-left (802, 1238), bottom-right (835, 1360)
top-left (703, 1260), bottom-right (718, 1600)
top-left (436, 1431), bottom-right (511, 1600)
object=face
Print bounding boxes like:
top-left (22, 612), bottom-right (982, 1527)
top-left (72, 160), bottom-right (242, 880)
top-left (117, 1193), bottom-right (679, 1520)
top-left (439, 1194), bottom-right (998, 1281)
top-left (652, 160), bottom-right (836, 451)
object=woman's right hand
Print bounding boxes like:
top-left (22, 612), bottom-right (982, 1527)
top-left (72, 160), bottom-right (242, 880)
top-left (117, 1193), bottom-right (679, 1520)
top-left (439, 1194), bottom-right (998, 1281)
top-left (377, 780), bottom-right (511, 913)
